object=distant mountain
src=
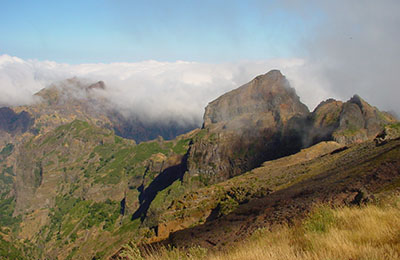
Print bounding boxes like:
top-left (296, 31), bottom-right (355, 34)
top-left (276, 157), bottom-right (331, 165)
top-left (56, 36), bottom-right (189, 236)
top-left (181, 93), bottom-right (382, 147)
top-left (7, 78), bottom-right (197, 144)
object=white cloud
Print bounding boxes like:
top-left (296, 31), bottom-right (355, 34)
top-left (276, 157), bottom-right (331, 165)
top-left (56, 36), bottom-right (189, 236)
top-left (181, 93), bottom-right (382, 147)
top-left (0, 55), bottom-right (326, 126)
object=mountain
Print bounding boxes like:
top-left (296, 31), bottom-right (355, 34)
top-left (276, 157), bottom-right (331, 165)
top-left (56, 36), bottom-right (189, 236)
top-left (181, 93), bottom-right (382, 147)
top-left (187, 70), bottom-right (310, 184)
top-left (0, 70), bottom-right (398, 259)
top-left (185, 70), bottom-right (396, 185)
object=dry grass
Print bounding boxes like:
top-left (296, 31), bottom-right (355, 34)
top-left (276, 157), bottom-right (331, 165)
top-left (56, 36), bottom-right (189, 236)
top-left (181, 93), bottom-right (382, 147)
top-left (129, 196), bottom-right (400, 260)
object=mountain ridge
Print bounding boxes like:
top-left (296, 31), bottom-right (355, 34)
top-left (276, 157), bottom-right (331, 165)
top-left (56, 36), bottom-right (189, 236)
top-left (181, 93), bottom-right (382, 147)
top-left (0, 69), bottom-right (398, 259)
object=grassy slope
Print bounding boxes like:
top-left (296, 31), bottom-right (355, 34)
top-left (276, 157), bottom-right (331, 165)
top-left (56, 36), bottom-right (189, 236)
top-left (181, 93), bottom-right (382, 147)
top-left (140, 194), bottom-right (400, 260)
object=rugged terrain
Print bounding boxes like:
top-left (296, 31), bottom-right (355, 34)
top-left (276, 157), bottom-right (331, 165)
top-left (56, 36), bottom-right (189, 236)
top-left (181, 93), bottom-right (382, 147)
top-left (0, 70), bottom-right (398, 259)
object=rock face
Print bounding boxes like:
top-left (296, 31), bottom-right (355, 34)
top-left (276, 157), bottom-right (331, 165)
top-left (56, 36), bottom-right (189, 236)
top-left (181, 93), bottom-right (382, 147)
top-left (187, 70), bottom-right (310, 183)
top-left (0, 107), bottom-right (34, 134)
top-left (309, 95), bottom-right (397, 145)
top-left (203, 70), bottom-right (309, 128)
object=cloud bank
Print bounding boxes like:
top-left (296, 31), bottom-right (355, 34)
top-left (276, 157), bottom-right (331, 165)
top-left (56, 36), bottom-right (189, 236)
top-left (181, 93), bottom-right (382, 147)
top-left (0, 55), bottom-right (325, 126)
top-left (285, 0), bottom-right (400, 116)
top-left (1, 1), bottom-right (399, 125)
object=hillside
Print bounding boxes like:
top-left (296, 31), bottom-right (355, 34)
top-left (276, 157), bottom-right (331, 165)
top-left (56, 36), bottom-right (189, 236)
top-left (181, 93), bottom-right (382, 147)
top-left (0, 119), bottom-right (196, 259)
top-left (149, 128), bottom-right (400, 249)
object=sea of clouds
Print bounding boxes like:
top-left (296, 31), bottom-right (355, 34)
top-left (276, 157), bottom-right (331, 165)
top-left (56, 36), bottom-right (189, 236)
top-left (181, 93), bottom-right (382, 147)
top-left (0, 55), bottom-right (333, 126)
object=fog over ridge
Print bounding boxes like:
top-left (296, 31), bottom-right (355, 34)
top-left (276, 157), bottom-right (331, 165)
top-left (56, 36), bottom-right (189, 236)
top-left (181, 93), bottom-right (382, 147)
top-left (0, 55), bottom-right (326, 126)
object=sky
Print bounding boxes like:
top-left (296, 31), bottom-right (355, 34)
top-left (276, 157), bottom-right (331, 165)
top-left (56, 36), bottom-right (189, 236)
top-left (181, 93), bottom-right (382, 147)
top-left (0, 0), bottom-right (313, 63)
top-left (0, 0), bottom-right (399, 124)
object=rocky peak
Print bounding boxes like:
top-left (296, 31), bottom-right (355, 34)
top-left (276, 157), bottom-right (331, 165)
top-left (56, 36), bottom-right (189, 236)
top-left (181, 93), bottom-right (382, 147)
top-left (309, 94), bottom-right (397, 145)
top-left (203, 69), bottom-right (309, 130)
top-left (188, 70), bottom-right (310, 184)
top-left (349, 94), bottom-right (363, 108)
top-left (35, 78), bottom-right (106, 105)
top-left (188, 71), bottom-right (398, 184)
top-left (87, 80), bottom-right (106, 91)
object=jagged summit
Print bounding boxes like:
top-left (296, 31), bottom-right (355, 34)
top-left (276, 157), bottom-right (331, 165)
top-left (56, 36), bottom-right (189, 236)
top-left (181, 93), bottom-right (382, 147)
top-left (87, 80), bottom-right (106, 90)
top-left (16, 78), bottom-right (197, 142)
top-left (189, 70), bottom-right (311, 183)
top-left (309, 94), bottom-right (397, 145)
top-left (34, 78), bottom-right (106, 105)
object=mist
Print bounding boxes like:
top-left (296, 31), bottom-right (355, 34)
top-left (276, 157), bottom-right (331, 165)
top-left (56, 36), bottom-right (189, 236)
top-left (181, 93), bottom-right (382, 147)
top-left (0, 55), bottom-right (315, 126)
top-left (285, 0), bottom-right (400, 115)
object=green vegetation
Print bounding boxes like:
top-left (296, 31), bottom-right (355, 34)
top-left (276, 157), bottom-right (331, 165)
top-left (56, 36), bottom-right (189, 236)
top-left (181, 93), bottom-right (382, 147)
top-left (172, 138), bottom-right (191, 155)
top-left (0, 235), bottom-right (25, 260)
top-left (46, 196), bottom-right (121, 244)
top-left (217, 196), bottom-right (239, 217)
top-left (0, 166), bottom-right (13, 185)
top-left (0, 143), bottom-right (14, 161)
top-left (132, 141), bottom-right (169, 164)
top-left (388, 122), bottom-right (400, 131)
top-left (145, 180), bottom-right (185, 226)
top-left (193, 129), bottom-right (207, 140)
top-left (303, 205), bottom-right (335, 233)
top-left (0, 196), bottom-right (21, 227)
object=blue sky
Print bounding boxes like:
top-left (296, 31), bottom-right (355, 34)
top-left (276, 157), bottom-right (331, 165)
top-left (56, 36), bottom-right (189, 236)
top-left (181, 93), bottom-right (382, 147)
top-left (0, 0), bottom-right (316, 63)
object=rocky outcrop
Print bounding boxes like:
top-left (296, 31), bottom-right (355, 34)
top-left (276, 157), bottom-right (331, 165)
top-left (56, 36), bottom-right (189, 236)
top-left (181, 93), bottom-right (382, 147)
top-left (186, 70), bottom-right (310, 184)
top-left (309, 95), bottom-right (397, 145)
top-left (375, 123), bottom-right (400, 145)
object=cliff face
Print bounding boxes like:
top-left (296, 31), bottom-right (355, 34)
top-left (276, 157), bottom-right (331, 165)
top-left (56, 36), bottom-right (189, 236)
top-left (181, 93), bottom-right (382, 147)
top-left (187, 70), bottom-right (310, 184)
top-left (203, 70), bottom-right (309, 128)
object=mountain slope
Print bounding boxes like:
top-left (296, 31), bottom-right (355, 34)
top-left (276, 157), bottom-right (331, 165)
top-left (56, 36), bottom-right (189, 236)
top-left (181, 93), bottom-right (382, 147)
top-left (137, 125), bottom-right (400, 251)
top-left (0, 119), bottom-right (196, 259)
